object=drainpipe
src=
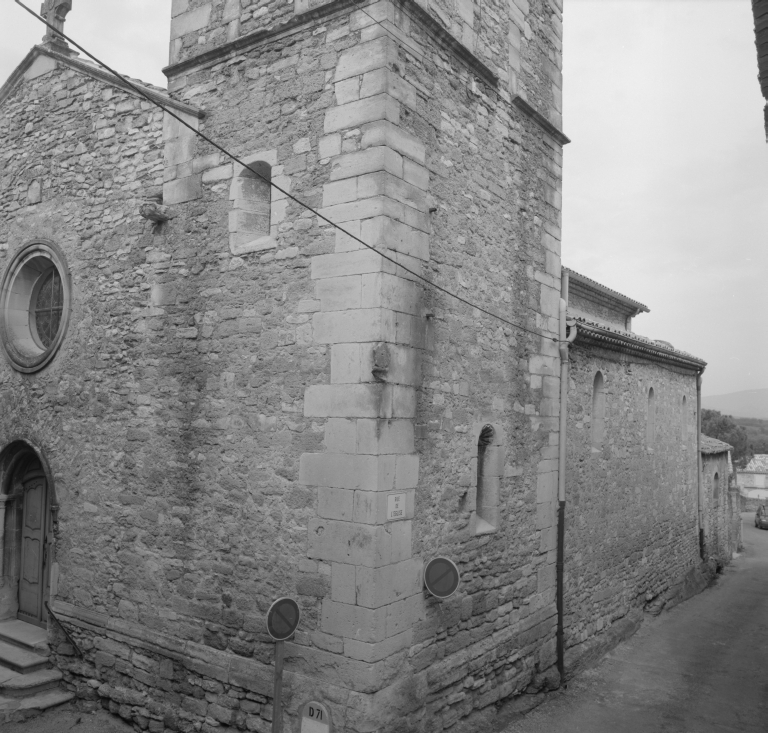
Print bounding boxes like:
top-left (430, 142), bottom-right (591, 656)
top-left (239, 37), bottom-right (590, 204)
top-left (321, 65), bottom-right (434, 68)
top-left (556, 271), bottom-right (576, 684)
top-left (697, 372), bottom-right (704, 558)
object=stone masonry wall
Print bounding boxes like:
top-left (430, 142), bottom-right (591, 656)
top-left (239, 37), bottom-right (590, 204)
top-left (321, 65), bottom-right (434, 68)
top-left (701, 451), bottom-right (738, 566)
top-left (394, 7), bottom-right (564, 733)
top-left (564, 344), bottom-right (701, 674)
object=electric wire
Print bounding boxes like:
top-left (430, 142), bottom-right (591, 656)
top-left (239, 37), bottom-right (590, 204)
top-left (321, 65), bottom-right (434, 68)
top-left (12, 0), bottom-right (559, 343)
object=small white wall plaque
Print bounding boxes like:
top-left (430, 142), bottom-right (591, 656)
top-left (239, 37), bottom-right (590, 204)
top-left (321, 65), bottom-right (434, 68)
top-left (300, 701), bottom-right (331, 733)
top-left (387, 493), bottom-right (405, 521)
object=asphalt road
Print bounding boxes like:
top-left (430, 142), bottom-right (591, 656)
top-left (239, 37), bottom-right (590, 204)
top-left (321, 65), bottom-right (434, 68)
top-left (503, 512), bottom-right (768, 733)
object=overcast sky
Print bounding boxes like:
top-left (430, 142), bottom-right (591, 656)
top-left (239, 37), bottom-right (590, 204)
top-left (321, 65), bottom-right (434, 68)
top-left (1, 0), bottom-right (766, 396)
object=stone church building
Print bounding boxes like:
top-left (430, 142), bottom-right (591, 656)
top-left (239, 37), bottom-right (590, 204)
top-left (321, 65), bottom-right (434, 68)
top-left (0, 0), bottom-right (736, 730)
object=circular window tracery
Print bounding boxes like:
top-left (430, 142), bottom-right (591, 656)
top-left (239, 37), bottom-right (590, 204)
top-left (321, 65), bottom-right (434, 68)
top-left (0, 242), bottom-right (71, 373)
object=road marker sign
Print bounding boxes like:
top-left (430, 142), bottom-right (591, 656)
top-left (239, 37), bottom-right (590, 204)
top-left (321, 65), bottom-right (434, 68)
top-left (300, 700), bottom-right (332, 732)
top-left (266, 597), bottom-right (300, 641)
top-left (424, 557), bottom-right (460, 599)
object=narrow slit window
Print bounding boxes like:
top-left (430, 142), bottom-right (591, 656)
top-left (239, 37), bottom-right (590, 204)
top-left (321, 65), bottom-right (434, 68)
top-left (591, 371), bottom-right (605, 449)
top-left (681, 395), bottom-right (687, 444)
top-left (646, 387), bottom-right (656, 445)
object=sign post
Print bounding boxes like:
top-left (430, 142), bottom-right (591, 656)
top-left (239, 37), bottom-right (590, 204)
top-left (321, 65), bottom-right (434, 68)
top-left (266, 597), bottom-right (301, 733)
top-left (424, 557), bottom-right (460, 599)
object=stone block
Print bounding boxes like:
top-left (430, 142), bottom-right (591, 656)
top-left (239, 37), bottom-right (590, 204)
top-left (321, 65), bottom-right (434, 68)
top-left (396, 454), bottom-right (419, 489)
top-left (321, 599), bottom-right (387, 642)
top-left (355, 559), bottom-right (422, 608)
top-left (361, 120), bottom-right (426, 163)
top-left (385, 593), bottom-right (424, 638)
top-left (360, 217), bottom-right (430, 261)
top-left (335, 77), bottom-right (361, 106)
top-left (537, 561), bottom-right (556, 592)
top-left (344, 629), bottom-right (412, 663)
top-left (356, 171), bottom-right (427, 212)
top-left (325, 419), bottom-right (358, 453)
top-left (331, 563), bottom-right (357, 604)
top-left (536, 471), bottom-right (557, 503)
top-left (305, 383), bottom-right (415, 419)
top-left (330, 146), bottom-right (403, 181)
top-left (311, 249), bottom-right (394, 280)
top-left (319, 134), bottom-right (342, 159)
top-left (536, 500), bottom-right (555, 530)
top-left (313, 309), bottom-right (396, 344)
top-left (402, 159), bottom-right (429, 191)
top-left (170, 5), bottom-right (213, 40)
top-left (388, 519), bottom-right (412, 563)
top-left (171, 0), bottom-right (189, 17)
top-left (315, 275), bottom-right (362, 311)
top-left (300, 452), bottom-right (381, 490)
top-left (230, 235), bottom-right (276, 256)
top-left (359, 68), bottom-right (420, 110)
top-left (334, 37), bottom-right (396, 83)
top-left (330, 343), bottom-right (362, 384)
top-left (163, 175), bottom-right (202, 205)
top-left (324, 94), bottom-right (400, 134)
top-left (307, 518), bottom-right (392, 567)
top-left (321, 196), bottom-right (429, 232)
top-left (357, 419), bottom-right (415, 455)
top-left (165, 135), bottom-right (196, 168)
top-left (318, 486), bottom-right (354, 521)
top-left (323, 178), bottom-right (358, 208)
top-left (202, 163), bottom-right (233, 182)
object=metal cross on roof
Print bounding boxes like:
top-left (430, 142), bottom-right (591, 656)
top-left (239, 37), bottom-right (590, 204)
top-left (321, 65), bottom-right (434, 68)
top-left (40, 0), bottom-right (72, 47)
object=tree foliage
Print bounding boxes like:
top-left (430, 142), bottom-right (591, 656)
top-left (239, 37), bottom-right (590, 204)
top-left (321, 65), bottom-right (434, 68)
top-left (701, 409), bottom-right (750, 467)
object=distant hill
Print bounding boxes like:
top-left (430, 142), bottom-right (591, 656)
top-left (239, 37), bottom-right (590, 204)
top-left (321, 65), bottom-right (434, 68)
top-left (703, 389), bottom-right (768, 420)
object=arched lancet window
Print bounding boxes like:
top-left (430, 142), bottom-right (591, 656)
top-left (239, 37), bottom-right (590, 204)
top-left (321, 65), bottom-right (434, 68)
top-left (229, 160), bottom-right (272, 253)
top-left (713, 472), bottom-right (720, 506)
top-left (646, 387), bottom-right (656, 445)
top-left (591, 371), bottom-right (605, 449)
top-left (681, 395), bottom-right (687, 444)
top-left (475, 424), bottom-right (500, 534)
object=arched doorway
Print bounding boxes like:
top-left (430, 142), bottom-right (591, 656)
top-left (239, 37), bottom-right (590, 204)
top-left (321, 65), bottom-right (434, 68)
top-left (0, 442), bottom-right (55, 628)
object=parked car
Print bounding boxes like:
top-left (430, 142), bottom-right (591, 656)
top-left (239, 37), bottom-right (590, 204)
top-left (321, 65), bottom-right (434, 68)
top-left (755, 505), bottom-right (768, 530)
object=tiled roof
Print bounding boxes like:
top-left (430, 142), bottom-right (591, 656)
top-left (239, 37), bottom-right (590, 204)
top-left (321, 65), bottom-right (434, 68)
top-left (746, 454), bottom-right (768, 472)
top-left (564, 268), bottom-right (650, 314)
top-left (567, 312), bottom-right (707, 369)
top-left (700, 434), bottom-right (733, 454)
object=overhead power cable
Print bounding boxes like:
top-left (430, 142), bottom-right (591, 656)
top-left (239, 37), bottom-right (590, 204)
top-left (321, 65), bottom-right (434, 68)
top-left (13, 0), bottom-right (559, 344)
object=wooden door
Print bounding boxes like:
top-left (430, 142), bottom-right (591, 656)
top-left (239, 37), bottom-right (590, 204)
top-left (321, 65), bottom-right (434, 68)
top-left (17, 468), bottom-right (48, 627)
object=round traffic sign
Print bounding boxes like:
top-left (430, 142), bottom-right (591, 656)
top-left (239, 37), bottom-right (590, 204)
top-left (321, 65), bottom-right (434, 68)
top-left (266, 597), bottom-right (301, 641)
top-left (424, 557), bottom-right (460, 599)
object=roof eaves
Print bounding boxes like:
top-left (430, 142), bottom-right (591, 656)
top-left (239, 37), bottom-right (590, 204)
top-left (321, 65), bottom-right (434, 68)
top-left (564, 268), bottom-right (650, 314)
top-left (569, 314), bottom-right (707, 370)
top-left (700, 434), bottom-right (733, 454)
